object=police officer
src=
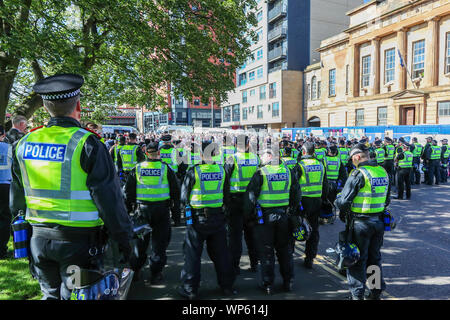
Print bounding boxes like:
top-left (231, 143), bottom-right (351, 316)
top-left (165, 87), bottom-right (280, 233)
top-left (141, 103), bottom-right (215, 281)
top-left (10, 74), bottom-right (134, 300)
top-left (297, 142), bottom-right (328, 269)
top-left (395, 144), bottom-right (413, 200)
top-left (411, 137), bottom-right (423, 185)
top-left (0, 125), bottom-right (12, 259)
top-left (374, 140), bottom-right (385, 166)
top-left (425, 140), bottom-right (441, 185)
top-left (440, 139), bottom-right (449, 183)
top-left (177, 141), bottom-right (236, 299)
top-left (421, 136), bottom-right (433, 183)
top-left (243, 148), bottom-right (301, 294)
top-left (159, 135), bottom-right (182, 226)
top-left (338, 140), bottom-right (350, 170)
top-left (335, 143), bottom-right (390, 300)
top-left (383, 137), bottom-right (395, 188)
top-left (224, 135), bottom-right (260, 275)
top-left (117, 132), bottom-right (146, 183)
top-left (124, 141), bottom-right (180, 284)
top-left (222, 135), bottom-right (236, 163)
top-left (281, 146), bottom-right (299, 172)
top-left (322, 145), bottom-right (348, 220)
top-left (314, 141), bottom-right (327, 163)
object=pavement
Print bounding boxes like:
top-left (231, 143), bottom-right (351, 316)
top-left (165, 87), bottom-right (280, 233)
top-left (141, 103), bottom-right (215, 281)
top-left (127, 180), bottom-right (450, 300)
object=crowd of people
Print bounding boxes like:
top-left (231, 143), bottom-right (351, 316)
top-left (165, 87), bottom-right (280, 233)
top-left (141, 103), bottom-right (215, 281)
top-left (0, 73), bottom-right (449, 301)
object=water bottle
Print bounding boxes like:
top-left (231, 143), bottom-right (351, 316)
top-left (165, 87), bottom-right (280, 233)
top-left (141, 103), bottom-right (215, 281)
top-left (185, 205), bottom-right (193, 225)
top-left (256, 204), bottom-right (264, 225)
top-left (12, 214), bottom-right (29, 258)
top-left (383, 210), bottom-right (391, 232)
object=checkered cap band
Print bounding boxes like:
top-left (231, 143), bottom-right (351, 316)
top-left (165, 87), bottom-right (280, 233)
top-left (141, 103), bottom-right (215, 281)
top-left (41, 89), bottom-right (80, 100)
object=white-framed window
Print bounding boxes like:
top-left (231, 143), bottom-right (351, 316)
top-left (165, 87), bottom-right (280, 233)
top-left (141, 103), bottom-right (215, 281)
top-left (329, 69), bottom-right (336, 97)
top-left (249, 71), bottom-right (255, 81)
top-left (242, 107), bottom-right (248, 120)
top-left (256, 11), bottom-right (263, 22)
top-left (269, 82), bottom-right (277, 99)
top-left (377, 106), bottom-right (388, 126)
top-left (384, 48), bottom-right (395, 84)
top-left (361, 55), bottom-right (371, 87)
top-left (272, 102), bottom-right (280, 117)
top-left (412, 39), bottom-right (425, 79)
top-left (242, 90), bottom-right (247, 103)
top-left (257, 67), bottom-right (263, 79)
top-left (446, 33), bottom-right (450, 74)
top-left (250, 89), bottom-right (255, 96)
top-left (311, 76), bottom-right (317, 100)
top-left (257, 49), bottom-right (263, 60)
top-left (259, 85), bottom-right (266, 100)
top-left (356, 109), bottom-right (364, 126)
top-left (438, 101), bottom-right (450, 117)
top-left (256, 29), bottom-right (263, 43)
top-left (257, 105), bottom-right (263, 119)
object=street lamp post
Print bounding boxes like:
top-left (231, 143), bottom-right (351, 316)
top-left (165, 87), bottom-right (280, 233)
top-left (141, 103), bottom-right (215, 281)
top-left (210, 97), bottom-right (214, 128)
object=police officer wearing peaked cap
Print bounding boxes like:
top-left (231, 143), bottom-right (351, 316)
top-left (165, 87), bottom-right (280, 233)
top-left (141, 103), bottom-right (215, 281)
top-left (335, 143), bottom-right (390, 300)
top-left (10, 74), bottom-right (134, 300)
top-left (124, 141), bottom-right (180, 284)
top-left (177, 140), bottom-right (236, 299)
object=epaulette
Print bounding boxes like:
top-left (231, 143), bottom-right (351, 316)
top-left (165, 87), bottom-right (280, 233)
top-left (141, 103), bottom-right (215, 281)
top-left (29, 125), bottom-right (44, 132)
top-left (351, 169), bottom-right (359, 176)
top-left (84, 127), bottom-right (102, 139)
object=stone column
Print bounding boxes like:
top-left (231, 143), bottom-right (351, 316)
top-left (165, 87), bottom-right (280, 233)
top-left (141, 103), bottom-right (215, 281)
top-left (351, 44), bottom-right (360, 97)
top-left (396, 28), bottom-right (407, 91)
top-left (423, 17), bottom-right (440, 87)
top-left (372, 37), bottom-right (381, 95)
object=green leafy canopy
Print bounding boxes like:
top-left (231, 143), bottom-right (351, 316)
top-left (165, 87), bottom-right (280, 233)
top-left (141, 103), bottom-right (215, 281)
top-left (0, 0), bottom-right (257, 126)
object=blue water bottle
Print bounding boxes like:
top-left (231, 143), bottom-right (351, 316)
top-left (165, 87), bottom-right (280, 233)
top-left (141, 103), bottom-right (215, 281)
top-left (383, 210), bottom-right (391, 231)
top-left (12, 213), bottom-right (29, 259)
top-left (256, 204), bottom-right (264, 225)
top-left (185, 205), bottom-right (193, 225)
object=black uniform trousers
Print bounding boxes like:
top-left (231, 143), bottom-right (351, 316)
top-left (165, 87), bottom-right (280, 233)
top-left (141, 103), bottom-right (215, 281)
top-left (322, 180), bottom-right (337, 216)
top-left (397, 168), bottom-right (412, 199)
top-left (302, 197), bottom-right (322, 261)
top-left (227, 193), bottom-right (258, 274)
top-left (252, 208), bottom-right (294, 287)
top-left (427, 159), bottom-right (441, 185)
top-left (0, 184), bottom-right (11, 257)
top-left (135, 201), bottom-right (171, 276)
top-left (180, 209), bottom-right (235, 294)
top-left (29, 231), bottom-right (101, 300)
top-left (347, 215), bottom-right (386, 299)
top-left (383, 160), bottom-right (394, 188)
top-left (411, 157), bottom-right (421, 184)
top-left (440, 164), bottom-right (448, 183)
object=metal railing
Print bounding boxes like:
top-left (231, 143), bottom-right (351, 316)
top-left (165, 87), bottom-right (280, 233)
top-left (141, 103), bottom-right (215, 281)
top-left (268, 46), bottom-right (286, 62)
top-left (268, 1), bottom-right (287, 22)
top-left (268, 26), bottom-right (287, 43)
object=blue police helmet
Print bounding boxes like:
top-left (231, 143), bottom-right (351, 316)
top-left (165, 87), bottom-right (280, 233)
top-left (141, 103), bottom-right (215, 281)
top-left (70, 270), bottom-right (120, 300)
top-left (292, 218), bottom-right (312, 242)
top-left (334, 242), bottom-right (360, 270)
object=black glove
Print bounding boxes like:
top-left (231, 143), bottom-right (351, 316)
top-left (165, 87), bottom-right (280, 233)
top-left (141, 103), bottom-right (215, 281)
top-left (118, 241), bottom-right (132, 264)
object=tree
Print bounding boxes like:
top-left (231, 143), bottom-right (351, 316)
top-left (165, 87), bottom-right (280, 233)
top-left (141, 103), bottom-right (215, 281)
top-left (0, 0), bottom-right (256, 127)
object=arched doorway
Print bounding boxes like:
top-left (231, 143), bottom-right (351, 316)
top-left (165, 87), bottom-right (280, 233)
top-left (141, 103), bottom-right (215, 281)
top-left (307, 116), bottom-right (321, 127)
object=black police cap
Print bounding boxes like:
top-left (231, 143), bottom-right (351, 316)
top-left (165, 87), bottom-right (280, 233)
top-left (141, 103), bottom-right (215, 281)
top-left (33, 73), bottom-right (84, 101)
top-left (349, 143), bottom-right (368, 158)
top-left (161, 134), bottom-right (172, 142)
top-left (146, 141), bottom-right (159, 152)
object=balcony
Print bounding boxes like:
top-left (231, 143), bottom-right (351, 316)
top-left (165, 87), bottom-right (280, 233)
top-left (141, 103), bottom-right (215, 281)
top-left (268, 26), bottom-right (287, 43)
top-left (268, 46), bottom-right (287, 63)
top-left (268, 1), bottom-right (287, 23)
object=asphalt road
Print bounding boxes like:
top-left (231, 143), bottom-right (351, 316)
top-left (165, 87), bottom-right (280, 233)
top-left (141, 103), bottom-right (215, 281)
top-left (127, 181), bottom-right (450, 300)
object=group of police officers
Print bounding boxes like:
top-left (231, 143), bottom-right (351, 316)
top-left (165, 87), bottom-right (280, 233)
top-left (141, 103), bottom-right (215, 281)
top-left (1, 73), bottom-right (449, 300)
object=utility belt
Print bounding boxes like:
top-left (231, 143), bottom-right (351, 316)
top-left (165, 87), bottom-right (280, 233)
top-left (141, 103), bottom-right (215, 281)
top-left (350, 211), bottom-right (383, 221)
top-left (136, 199), bottom-right (171, 207)
top-left (31, 225), bottom-right (105, 250)
top-left (191, 207), bottom-right (223, 221)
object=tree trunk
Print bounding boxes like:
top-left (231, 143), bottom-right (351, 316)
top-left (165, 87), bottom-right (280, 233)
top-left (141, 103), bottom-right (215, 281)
top-left (0, 58), bottom-right (20, 128)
